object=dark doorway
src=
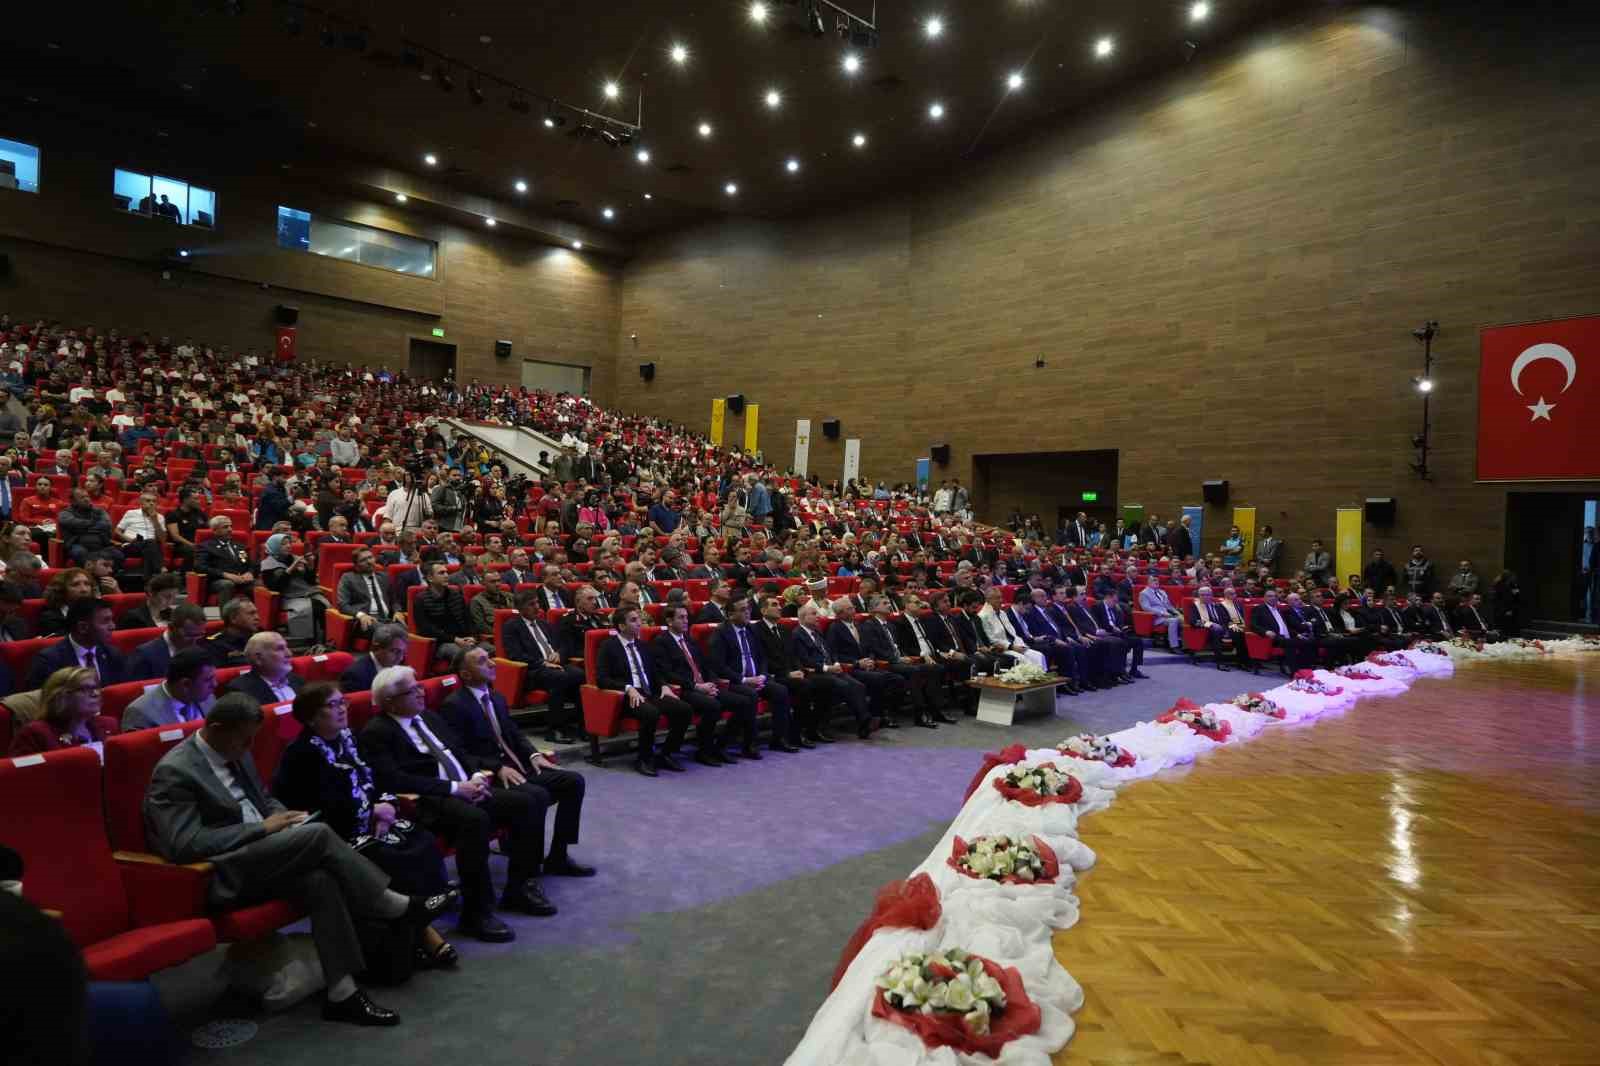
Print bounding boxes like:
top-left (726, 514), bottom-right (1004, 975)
top-left (407, 337), bottom-right (456, 383)
top-left (1503, 491), bottom-right (1599, 626)
top-left (971, 450), bottom-right (1118, 533)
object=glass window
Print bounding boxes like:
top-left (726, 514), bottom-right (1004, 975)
top-left (113, 168), bottom-right (151, 214)
top-left (112, 168), bottom-right (215, 226)
top-left (0, 138), bottom-right (40, 193)
top-left (277, 205), bottom-right (435, 278)
top-left (188, 186), bottom-right (216, 228)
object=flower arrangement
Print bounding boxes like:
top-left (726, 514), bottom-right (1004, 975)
top-left (1289, 670), bottom-right (1344, 695)
top-left (1056, 732), bottom-right (1137, 767)
top-left (1366, 651), bottom-right (1410, 668)
top-left (1157, 698), bottom-right (1232, 741)
top-left (996, 661), bottom-right (1053, 685)
top-left (875, 949), bottom-right (1008, 1036)
top-left (1448, 636), bottom-right (1487, 653)
top-left (949, 834), bottom-right (1058, 884)
top-left (1335, 665), bottom-right (1383, 681)
top-left (1231, 692), bottom-right (1285, 718)
top-left (1410, 642), bottom-right (1448, 656)
top-left (993, 762), bottom-right (1084, 806)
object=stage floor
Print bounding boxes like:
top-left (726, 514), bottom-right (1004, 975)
top-left (1053, 658), bottom-right (1600, 1065)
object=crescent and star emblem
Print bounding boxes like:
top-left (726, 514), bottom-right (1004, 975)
top-left (1510, 342), bottom-right (1577, 422)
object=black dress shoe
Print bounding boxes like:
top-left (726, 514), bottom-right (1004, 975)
top-left (934, 711), bottom-right (959, 724)
top-left (323, 988), bottom-right (400, 1027)
top-left (657, 752), bottom-right (686, 772)
top-left (403, 889), bottom-right (459, 925)
top-left (739, 745), bottom-right (763, 760)
top-left (544, 857), bottom-right (596, 877)
top-left (634, 757), bottom-right (658, 777)
top-left (718, 746), bottom-right (740, 761)
top-left (773, 739), bottom-right (803, 753)
top-left (501, 880), bottom-right (558, 916)
top-left (882, 716), bottom-right (902, 729)
top-left (915, 714), bottom-right (937, 729)
top-left (1130, 669), bottom-right (1149, 679)
top-left (857, 720), bottom-right (872, 739)
top-left (456, 911), bottom-right (516, 942)
top-left (694, 750), bottom-right (723, 767)
top-left (810, 729), bottom-right (836, 744)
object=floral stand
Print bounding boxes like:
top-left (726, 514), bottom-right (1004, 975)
top-left (968, 676), bottom-right (1066, 727)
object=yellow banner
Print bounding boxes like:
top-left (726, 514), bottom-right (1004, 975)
top-left (743, 403), bottom-right (759, 453)
top-left (1335, 507), bottom-right (1362, 588)
top-left (710, 398), bottom-right (726, 446)
top-left (1233, 506), bottom-right (1256, 564)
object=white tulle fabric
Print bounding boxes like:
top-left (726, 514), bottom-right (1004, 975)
top-left (784, 640), bottom-right (1585, 1065)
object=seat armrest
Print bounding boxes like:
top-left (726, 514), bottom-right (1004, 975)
top-left (493, 658), bottom-right (526, 708)
top-left (114, 851), bottom-right (213, 924)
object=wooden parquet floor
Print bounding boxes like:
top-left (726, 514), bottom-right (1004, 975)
top-left (1055, 658), bottom-right (1600, 1066)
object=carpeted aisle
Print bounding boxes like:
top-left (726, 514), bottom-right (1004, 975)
top-left (160, 651), bottom-right (1251, 1065)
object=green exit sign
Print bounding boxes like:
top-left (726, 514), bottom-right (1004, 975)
top-left (1081, 491), bottom-right (1099, 502)
top-left (431, 328), bottom-right (446, 338)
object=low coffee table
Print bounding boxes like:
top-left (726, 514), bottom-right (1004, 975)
top-left (967, 676), bottom-right (1065, 726)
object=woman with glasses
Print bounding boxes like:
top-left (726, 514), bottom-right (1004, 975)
top-left (272, 682), bottom-right (459, 969)
top-left (8, 668), bottom-right (117, 755)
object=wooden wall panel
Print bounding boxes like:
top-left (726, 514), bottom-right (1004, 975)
top-left (615, 3), bottom-right (1600, 572)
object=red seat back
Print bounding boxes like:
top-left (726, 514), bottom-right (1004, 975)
top-left (102, 722), bottom-right (205, 852)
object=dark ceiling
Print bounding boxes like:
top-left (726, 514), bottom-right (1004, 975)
top-left (5, 0), bottom-right (1310, 243)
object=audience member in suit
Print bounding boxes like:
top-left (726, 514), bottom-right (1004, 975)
top-left (124, 603), bottom-right (206, 682)
top-left (1138, 574), bottom-right (1184, 648)
top-left (1360, 594), bottom-right (1412, 650)
top-left (595, 606), bottom-right (694, 777)
top-left (8, 667), bottom-right (119, 756)
top-left (146, 694), bottom-right (453, 1026)
top-left (119, 572), bottom-right (183, 631)
top-left (789, 601), bottom-right (875, 738)
top-left (387, 558), bottom-right (429, 613)
top-left (338, 624), bottom-right (408, 695)
top-left (1058, 587), bottom-right (1131, 685)
top-left (501, 592), bottom-right (585, 744)
top-left (196, 515), bottom-right (254, 607)
top-left (1021, 588), bottom-right (1090, 692)
top-left (896, 595), bottom-right (974, 714)
top-left (1406, 591), bottom-right (1458, 641)
top-left (949, 592), bottom-right (1003, 679)
top-left (205, 596), bottom-right (261, 668)
top-left (1282, 592), bottom-right (1334, 665)
top-left (25, 598), bottom-right (126, 692)
top-left (501, 550), bottom-right (536, 590)
top-left (975, 587), bottom-right (1046, 670)
top-left (1250, 589), bottom-right (1317, 671)
top-left (412, 561), bottom-right (478, 665)
top-left (535, 568), bottom-right (571, 612)
top-left (337, 548), bottom-right (402, 640)
top-left (1453, 592), bottom-right (1501, 642)
top-left (695, 579), bottom-right (732, 625)
top-left (1165, 517), bottom-right (1195, 560)
top-left (650, 604), bottom-right (749, 764)
top-left (824, 599), bottom-right (908, 727)
top-left (708, 595), bottom-right (799, 752)
top-left (272, 682), bottom-right (458, 969)
top-left (359, 666), bottom-right (545, 940)
top-left (222, 631), bottom-right (304, 707)
top-left (556, 585), bottom-right (608, 661)
top-left (122, 648), bottom-right (217, 731)
top-left (1090, 591), bottom-right (1147, 678)
top-left (1186, 586), bottom-right (1237, 669)
top-left (440, 649), bottom-right (593, 892)
top-left (1299, 595), bottom-right (1359, 665)
top-left (860, 595), bottom-right (953, 725)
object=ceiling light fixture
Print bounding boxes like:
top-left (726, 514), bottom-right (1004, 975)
top-left (544, 116), bottom-right (556, 128)
top-left (394, 193), bottom-right (407, 203)
top-left (842, 53), bottom-right (861, 74)
top-left (603, 207), bottom-right (615, 219)
top-left (670, 42), bottom-right (689, 64)
top-left (1190, 1), bottom-right (1211, 22)
top-left (484, 217), bottom-right (496, 227)
top-left (643, 193), bottom-right (653, 200)
top-left (852, 132), bottom-right (867, 147)
top-left (698, 121), bottom-right (713, 137)
top-left (925, 16), bottom-right (944, 39)
top-left (725, 181), bottom-right (739, 196)
top-left (636, 148), bottom-right (651, 164)
top-left (422, 152), bottom-right (437, 166)
top-left (785, 157), bottom-right (801, 173)
top-left (750, 2), bottom-right (768, 24)
top-left (603, 81), bottom-right (620, 99)
top-left (514, 180), bottom-right (528, 193)
top-left (765, 89), bottom-right (782, 109)
top-left (1094, 36), bottom-right (1115, 58)
top-left (1007, 71), bottom-right (1024, 91)
top-left (928, 101), bottom-right (945, 119)
top-left (572, 240), bottom-right (583, 250)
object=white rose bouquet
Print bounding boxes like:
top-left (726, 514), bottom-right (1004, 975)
top-left (1000, 763), bottom-right (1074, 797)
top-left (950, 834), bottom-right (1051, 884)
top-left (1230, 693), bottom-right (1285, 718)
top-left (876, 948), bottom-right (1009, 1036)
top-left (1056, 732), bottom-right (1135, 766)
top-left (997, 661), bottom-right (1052, 685)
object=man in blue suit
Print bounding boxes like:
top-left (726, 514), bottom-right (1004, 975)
top-left (126, 604), bottom-right (209, 682)
top-left (499, 592), bottom-right (585, 745)
top-left (26, 598), bottom-right (126, 691)
top-left (337, 623), bottom-right (409, 695)
top-left (706, 596), bottom-right (798, 753)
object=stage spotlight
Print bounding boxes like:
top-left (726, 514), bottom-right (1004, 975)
top-left (545, 106), bottom-right (567, 128)
top-left (484, 217), bottom-right (496, 227)
top-left (571, 240), bottom-right (583, 250)
top-left (842, 53), bottom-right (861, 75)
top-left (725, 181), bottom-right (739, 196)
top-left (1414, 377), bottom-right (1434, 393)
top-left (514, 180), bottom-right (528, 193)
top-left (671, 42), bottom-right (689, 64)
top-left (928, 101), bottom-right (945, 119)
top-left (699, 121), bottom-right (714, 137)
top-left (603, 81), bottom-right (620, 100)
top-left (1095, 37), bottom-right (1115, 58)
top-left (603, 207), bottom-right (615, 219)
top-left (1190, 2), bottom-right (1211, 22)
top-left (1007, 71), bottom-right (1024, 91)
top-left (852, 132), bottom-right (867, 148)
top-left (394, 193), bottom-right (407, 203)
top-left (637, 148), bottom-right (651, 164)
top-left (423, 152), bottom-right (438, 166)
top-left (785, 157), bottom-right (800, 173)
top-left (765, 88), bottom-right (782, 109)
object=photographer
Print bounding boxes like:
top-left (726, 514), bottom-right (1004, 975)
top-left (429, 469), bottom-right (469, 533)
top-left (383, 469), bottom-right (432, 532)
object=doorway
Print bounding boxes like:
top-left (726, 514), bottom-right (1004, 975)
top-left (971, 449), bottom-right (1118, 533)
top-left (1503, 491), bottom-right (1599, 625)
top-left (407, 338), bottom-right (456, 383)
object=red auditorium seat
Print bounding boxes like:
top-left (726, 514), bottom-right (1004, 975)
top-left (0, 747), bottom-right (217, 981)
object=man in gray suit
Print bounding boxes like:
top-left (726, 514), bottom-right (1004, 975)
top-left (1136, 572), bottom-right (1184, 648)
top-left (122, 648), bottom-right (217, 731)
top-left (336, 547), bottom-right (401, 639)
top-left (143, 694), bottom-right (453, 1026)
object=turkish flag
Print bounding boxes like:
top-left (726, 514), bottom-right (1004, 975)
top-left (275, 326), bottom-right (297, 363)
top-left (1477, 314), bottom-right (1600, 481)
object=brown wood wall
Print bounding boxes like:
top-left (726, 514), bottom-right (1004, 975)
top-left (614, 3), bottom-right (1600, 573)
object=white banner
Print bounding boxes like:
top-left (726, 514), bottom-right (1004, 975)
top-left (793, 419), bottom-right (811, 478)
top-left (843, 438), bottom-right (861, 485)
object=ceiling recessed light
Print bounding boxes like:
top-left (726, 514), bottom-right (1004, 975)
top-left (725, 182), bottom-right (739, 196)
top-left (479, 34), bottom-right (492, 44)
top-left (422, 152), bottom-right (437, 166)
top-left (514, 179), bottom-right (528, 193)
top-left (785, 157), bottom-right (800, 173)
top-left (842, 53), bottom-right (861, 74)
top-left (928, 101), bottom-right (945, 120)
top-left (394, 193), bottom-right (407, 203)
top-left (764, 89), bottom-right (782, 109)
top-left (602, 207), bottom-right (615, 219)
top-left (636, 148), bottom-right (651, 164)
top-left (1190, 1), bottom-right (1210, 22)
top-left (485, 217), bottom-right (496, 227)
top-left (1007, 71), bottom-right (1024, 91)
top-left (852, 132), bottom-right (867, 148)
top-left (543, 117), bottom-right (556, 128)
top-left (698, 121), bottom-right (713, 137)
top-left (750, 2), bottom-right (768, 23)
top-left (670, 42), bottom-right (689, 64)
top-left (643, 193), bottom-right (653, 200)
top-left (1094, 36), bottom-right (1115, 58)
top-left (571, 240), bottom-right (583, 250)
top-left (925, 16), bottom-right (944, 39)
top-left (603, 81), bottom-right (620, 99)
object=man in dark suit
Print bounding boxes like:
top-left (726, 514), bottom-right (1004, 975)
top-left (650, 604), bottom-right (748, 765)
top-left (790, 601), bottom-right (875, 738)
top-left (502, 591), bottom-right (585, 744)
top-left (502, 549), bottom-right (536, 590)
top-left (1250, 588), bottom-right (1317, 671)
top-left (253, 467), bottom-right (292, 531)
top-left (1090, 589), bottom-right (1147, 678)
top-left (1165, 516), bottom-right (1196, 560)
top-left (127, 603), bottom-right (209, 682)
top-left (695, 578), bottom-right (732, 625)
top-left (119, 572), bottom-right (183, 631)
top-left (745, 594), bottom-right (819, 746)
top-left (705, 595), bottom-right (798, 753)
top-left (1454, 592), bottom-right (1501, 642)
top-left (1020, 587), bottom-right (1089, 691)
top-left (197, 515), bottom-right (254, 607)
top-left (25, 597), bottom-right (126, 691)
top-left (441, 648), bottom-right (593, 892)
top-left (223, 631), bottom-right (304, 706)
top-left (336, 548), bottom-right (402, 639)
top-left (1406, 591), bottom-right (1457, 641)
top-left (915, 592), bottom-right (988, 713)
top-left (860, 595), bottom-right (950, 726)
top-left (338, 623), bottom-right (409, 695)
top-left (1361, 593), bottom-right (1412, 650)
top-left (147, 693), bottom-right (451, 1025)
top-left (535, 567), bottom-right (571, 612)
top-left (1186, 586), bottom-right (1236, 669)
top-left (1300, 594), bottom-right (1359, 665)
top-left (556, 585), bottom-right (608, 662)
top-left (595, 606), bottom-right (694, 777)
top-left (824, 599), bottom-right (908, 728)
top-left (205, 596), bottom-right (261, 668)
top-left (1056, 586), bottom-right (1130, 685)
top-left (412, 561), bottom-right (478, 664)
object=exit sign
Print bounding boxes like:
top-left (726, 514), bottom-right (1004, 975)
top-left (1081, 491), bottom-right (1099, 502)
top-left (431, 328), bottom-right (446, 338)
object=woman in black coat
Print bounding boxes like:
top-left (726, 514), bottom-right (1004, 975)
top-left (272, 682), bottom-right (459, 969)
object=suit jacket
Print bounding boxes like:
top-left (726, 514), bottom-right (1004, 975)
top-left (535, 585), bottom-right (570, 612)
top-left (1364, 604), bottom-right (1411, 633)
top-left (949, 612), bottom-right (984, 654)
top-left (695, 602), bottom-right (727, 626)
top-left (1454, 603), bottom-right (1494, 634)
top-left (197, 536), bottom-right (250, 583)
top-left (389, 565), bottom-right (426, 610)
top-left (825, 618), bottom-right (871, 663)
top-left (742, 620), bottom-right (791, 676)
top-left (1165, 526), bottom-right (1194, 559)
top-left (224, 671), bottom-right (305, 707)
top-left (1138, 586), bottom-right (1178, 615)
top-left (503, 567), bottom-right (536, 589)
top-left (893, 615), bottom-right (940, 659)
top-left (1406, 603), bottom-right (1454, 638)
top-left (557, 611), bottom-right (606, 661)
top-left (118, 605), bottom-right (162, 631)
top-left (595, 633), bottom-right (659, 692)
top-left (439, 687), bottom-right (537, 772)
top-left (502, 614), bottom-right (563, 667)
top-left (336, 570), bottom-right (395, 617)
top-left (254, 482), bottom-right (291, 530)
top-left (338, 653), bottom-right (382, 694)
top-left (144, 733), bottom-right (287, 866)
top-left (650, 630), bottom-right (714, 689)
top-left (123, 682), bottom-right (214, 731)
top-left (1188, 599), bottom-right (1225, 627)
top-left (358, 711), bottom-right (495, 799)
top-left (26, 639), bottom-right (126, 691)
top-left (1090, 599), bottom-right (1134, 635)
top-left (1250, 602), bottom-right (1301, 637)
top-left (788, 623), bottom-right (836, 672)
top-left (127, 635), bottom-right (179, 682)
top-left (859, 617), bottom-right (906, 662)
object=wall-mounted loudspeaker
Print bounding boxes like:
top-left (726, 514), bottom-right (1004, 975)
top-left (726, 394), bottom-right (745, 415)
top-left (639, 362), bottom-right (655, 382)
top-left (494, 339), bottom-right (512, 359)
top-left (1364, 497), bottom-right (1397, 525)
top-left (930, 443), bottom-right (950, 465)
top-left (822, 418), bottom-right (841, 440)
top-left (1201, 479), bottom-right (1229, 505)
top-left (273, 304), bottom-right (300, 326)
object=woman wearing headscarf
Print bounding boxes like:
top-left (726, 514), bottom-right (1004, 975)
top-left (258, 533), bottom-right (330, 644)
